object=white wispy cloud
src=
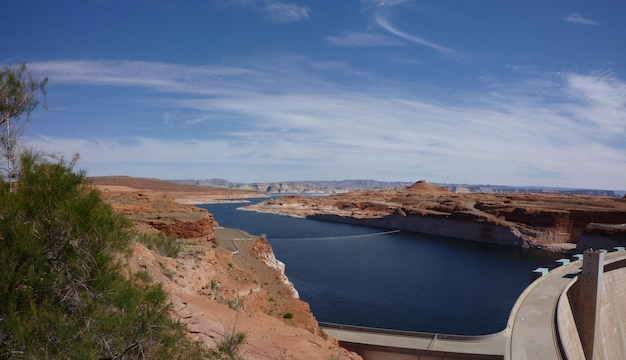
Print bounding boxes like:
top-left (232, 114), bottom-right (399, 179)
top-left (564, 71), bottom-right (626, 134)
top-left (562, 13), bottom-right (600, 26)
top-left (263, 0), bottom-right (309, 23)
top-left (213, 0), bottom-right (309, 23)
top-left (374, 14), bottom-right (457, 56)
top-left (29, 60), bottom-right (256, 95)
top-left (326, 31), bottom-right (404, 47)
top-left (361, 0), bottom-right (408, 9)
top-left (26, 59), bottom-right (626, 188)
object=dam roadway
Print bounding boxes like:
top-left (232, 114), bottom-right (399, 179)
top-left (320, 249), bottom-right (626, 360)
top-left (215, 226), bottom-right (626, 360)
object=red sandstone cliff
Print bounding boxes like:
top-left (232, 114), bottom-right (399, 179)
top-left (244, 181), bottom-right (626, 252)
top-left (92, 177), bottom-right (361, 359)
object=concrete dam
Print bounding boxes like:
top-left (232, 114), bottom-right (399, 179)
top-left (322, 248), bottom-right (626, 360)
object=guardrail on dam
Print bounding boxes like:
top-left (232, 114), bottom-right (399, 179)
top-left (321, 247), bottom-right (626, 360)
top-left (321, 322), bottom-right (505, 360)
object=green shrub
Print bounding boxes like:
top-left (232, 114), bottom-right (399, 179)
top-left (0, 152), bottom-right (208, 359)
top-left (135, 269), bottom-right (153, 283)
top-left (283, 312), bottom-right (294, 319)
top-left (211, 325), bottom-right (247, 360)
top-left (136, 231), bottom-right (182, 258)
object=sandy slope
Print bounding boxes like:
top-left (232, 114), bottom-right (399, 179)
top-left (94, 176), bottom-right (362, 359)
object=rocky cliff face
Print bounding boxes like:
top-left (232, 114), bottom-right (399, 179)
top-left (123, 239), bottom-right (358, 359)
top-left (172, 178), bottom-right (622, 197)
top-left (170, 178), bottom-right (420, 194)
top-left (577, 224), bottom-right (626, 251)
top-left (94, 178), bottom-right (361, 359)
top-left (244, 181), bottom-right (626, 252)
top-left (103, 191), bottom-right (219, 241)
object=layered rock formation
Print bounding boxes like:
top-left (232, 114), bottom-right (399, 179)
top-left (90, 175), bottom-right (263, 203)
top-left (172, 178), bottom-right (622, 197)
top-left (103, 190), bottom-right (219, 241)
top-left (244, 180), bottom-right (626, 252)
top-left (123, 239), bottom-right (358, 359)
top-left (577, 224), bottom-right (626, 251)
top-left (92, 177), bottom-right (361, 359)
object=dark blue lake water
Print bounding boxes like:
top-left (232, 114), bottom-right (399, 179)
top-left (198, 199), bottom-right (561, 335)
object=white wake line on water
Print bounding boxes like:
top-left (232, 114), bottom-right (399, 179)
top-left (269, 229), bottom-right (401, 241)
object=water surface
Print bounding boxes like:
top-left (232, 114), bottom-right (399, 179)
top-left (199, 200), bottom-right (561, 335)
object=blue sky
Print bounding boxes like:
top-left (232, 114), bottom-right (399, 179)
top-left (2, 1), bottom-right (625, 189)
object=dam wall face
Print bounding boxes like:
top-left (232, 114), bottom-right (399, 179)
top-left (557, 255), bottom-right (626, 359)
top-left (557, 287), bottom-right (586, 360)
top-left (596, 259), bottom-right (626, 359)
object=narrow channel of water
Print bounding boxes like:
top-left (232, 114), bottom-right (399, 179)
top-left (198, 200), bottom-right (561, 335)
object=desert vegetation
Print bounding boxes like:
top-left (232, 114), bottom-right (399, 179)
top-left (0, 64), bottom-right (253, 359)
top-left (0, 152), bottom-right (211, 358)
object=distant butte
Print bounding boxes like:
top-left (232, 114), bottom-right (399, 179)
top-left (405, 180), bottom-right (452, 194)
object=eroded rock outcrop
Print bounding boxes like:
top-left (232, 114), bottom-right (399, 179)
top-left (578, 223), bottom-right (626, 251)
top-left (94, 177), bottom-right (360, 359)
top-left (124, 240), bottom-right (358, 359)
top-left (102, 191), bottom-right (218, 241)
top-left (244, 181), bottom-right (626, 252)
top-left (250, 237), bottom-right (300, 299)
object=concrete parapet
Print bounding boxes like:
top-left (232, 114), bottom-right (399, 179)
top-left (321, 322), bottom-right (504, 360)
top-left (531, 267), bottom-right (549, 281)
top-left (556, 258), bottom-right (570, 266)
top-left (319, 249), bottom-right (626, 360)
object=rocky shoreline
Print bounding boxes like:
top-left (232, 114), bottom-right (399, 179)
top-left (89, 175), bottom-right (625, 358)
top-left (91, 176), bottom-right (362, 359)
top-left (242, 181), bottom-right (626, 252)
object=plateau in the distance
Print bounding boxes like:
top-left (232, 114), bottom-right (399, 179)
top-left (170, 178), bottom-right (624, 197)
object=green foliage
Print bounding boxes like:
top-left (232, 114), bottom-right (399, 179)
top-left (0, 63), bottom-right (47, 125)
top-left (0, 63), bottom-right (48, 181)
top-left (136, 231), bottom-right (182, 258)
top-left (210, 323), bottom-right (247, 360)
top-left (282, 312), bottom-right (294, 319)
top-left (225, 296), bottom-right (244, 311)
top-left (0, 153), bottom-right (208, 359)
top-left (134, 269), bottom-right (153, 283)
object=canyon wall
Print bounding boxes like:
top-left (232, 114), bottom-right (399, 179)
top-left (93, 178), bottom-right (361, 359)
top-left (577, 224), bottom-right (626, 252)
top-left (310, 213), bottom-right (531, 247)
top-left (247, 181), bottom-right (626, 251)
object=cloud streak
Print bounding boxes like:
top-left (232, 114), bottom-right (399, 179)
top-left (374, 14), bottom-right (457, 56)
top-left (562, 13), bottom-right (600, 26)
top-left (326, 31), bottom-right (404, 47)
top-left (213, 0), bottom-right (310, 23)
top-left (27, 59), bottom-right (626, 188)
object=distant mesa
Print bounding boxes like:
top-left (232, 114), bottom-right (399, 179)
top-left (405, 180), bottom-right (452, 195)
top-left (169, 178), bottom-right (623, 197)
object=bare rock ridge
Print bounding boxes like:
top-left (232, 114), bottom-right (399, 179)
top-left (170, 178), bottom-right (623, 197)
top-left (244, 180), bottom-right (626, 252)
top-left (405, 179), bottom-right (452, 194)
top-left (91, 175), bottom-right (264, 203)
top-left (90, 176), bottom-right (361, 359)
